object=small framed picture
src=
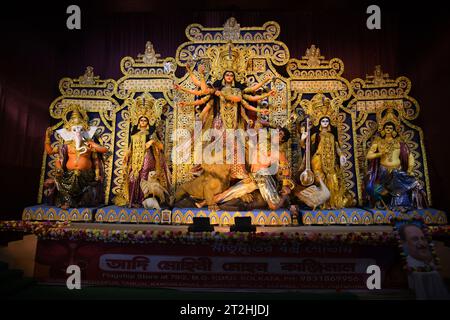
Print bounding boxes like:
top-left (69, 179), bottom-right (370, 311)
top-left (161, 209), bottom-right (172, 224)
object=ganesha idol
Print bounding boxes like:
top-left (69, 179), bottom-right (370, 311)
top-left (44, 105), bottom-right (108, 209)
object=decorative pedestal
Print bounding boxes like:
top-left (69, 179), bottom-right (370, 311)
top-left (94, 206), bottom-right (162, 223)
top-left (21, 205), bottom-right (446, 226)
top-left (171, 208), bottom-right (292, 226)
top-left (408, 209), bottom-right (447, 225)
top-left (371, 208), bottom-right (447, 225)
top-left (301, 208), bottom-right (373, 225)
top-left (300, 208), bottom-right (447, 225)
top-left (22, 205), bottom-right (93, 222)
top-left (370, 209), bottom-right (410, 224)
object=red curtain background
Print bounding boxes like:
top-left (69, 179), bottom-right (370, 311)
top-left (1, 1), bottom-right (449, 218)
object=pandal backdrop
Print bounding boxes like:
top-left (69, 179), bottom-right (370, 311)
top-left (25, 18), bottom-right (443, 226)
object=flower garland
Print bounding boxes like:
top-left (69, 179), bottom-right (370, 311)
top-left (428, 225), bottom-right (450, 237)
top-left (0, 220), bottom-right (399, 246)
top-left (0, 220), bottom-right (69, 233)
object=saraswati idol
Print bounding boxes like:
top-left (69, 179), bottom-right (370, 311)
top-left (299, 93), bottom-right (354, 209)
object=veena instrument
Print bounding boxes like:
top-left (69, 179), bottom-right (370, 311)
top-left (300, 116), bottom-right (315, 187)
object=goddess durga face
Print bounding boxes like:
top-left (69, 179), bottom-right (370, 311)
top-left (224, 71), bottom-right (235, 84)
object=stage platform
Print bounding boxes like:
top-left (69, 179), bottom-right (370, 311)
top-left (0, 219), bottom-right (409, 291)
top-left (69, 222), bottom-right (393, 234)
top-left (2, 219), bottom-right (449, 293)
top-left (22, 205), bottom-right (448, 226)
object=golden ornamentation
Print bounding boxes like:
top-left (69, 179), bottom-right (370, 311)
top-left (58, 75), bottom-right (116, 97)
top-left (206, 42), bottom-right (252, 83)
top-left (223, 17), bottom-right (241, 41)
top-left (298, 93), bottom-right (356, 205)
top-left (171, 19), bottom-right (292, 189)
top-left (220, 86), bottom-right (241, 129)
top-left (365, 65), bottom-right (391, 86)
top-left (36, 20), bottom-right (431, 212)
top-left (304, 45), bottom-right (324, 67)
top-left (62, 104), bottom-right (89, 130)
top-left (185, 21), bottom-right (280, 42)
top-left (251, 58), bottom-right (266, 72)
top-left (287, 45), bottom-right (350, 100)
top-left (40, 68), bottom-right (118, 205)
top-left (373, 136), bottom-right (400, 162)
top-left (130, 131), bottom-right (147, 179)
top-left (300, 92), bottom-right (341, 126)
top-left (78, 66), bottom-right (98, 85)
top-left (350, 65), bottom-right (419, 121)
top-left (115, 43), bottom-right (175, 194)
top-left (129, 92), bottom-right (164, 126)
top-left (177, 21), bottom-right (289, 67)
top-left (138, 41), bottom-right (162, 65)
top-left (116, 45), bottom-right (177, 100)
top-left (318, 132), bottom-right (336, 174)
top-left (376, 101), bottom-right (403, 134)
top-left (112, 110), bottom-right (130, 200)
top-left (288, 44), bottom-right (344, 75)
top-left (350, 65), bottom-right (430, 205)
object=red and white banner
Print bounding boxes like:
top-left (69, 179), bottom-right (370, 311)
top-left (34, 240), bottom-right (406, 289)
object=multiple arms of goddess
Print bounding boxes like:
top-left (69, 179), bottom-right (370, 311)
top-left (240, 99), bottom-right (270, 115)
top-left (242, 74), bottom-right (276, 101)
top-left (177, 94), bottom-right (211, 107)
top-left (243, 74), bottom-right (272, 94)
top-left (242, 90), bottom-right (276, 102)
top-left (174, 64), bottom-right (213, 96)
